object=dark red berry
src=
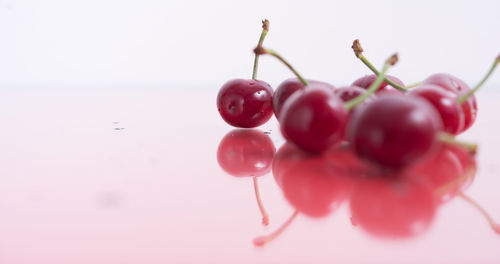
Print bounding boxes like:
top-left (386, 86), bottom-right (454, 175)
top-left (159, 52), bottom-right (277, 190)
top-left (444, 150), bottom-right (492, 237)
top-left (333, 85), bottom-right (376, 109)
top-left (273, 78), bottom-right (335, 119)
top-left (352, 74), bottom-right (405, 95)
top-left (280, 85), bottom-right (348, 153)
top-left (408, 84), bottom-right (465, 134)
top-left (422, 73), bottom-right (477, 133)
top-left (217, 79), bottom-right (274, 128)
top-left (348, 95), bottom-right (442, 169)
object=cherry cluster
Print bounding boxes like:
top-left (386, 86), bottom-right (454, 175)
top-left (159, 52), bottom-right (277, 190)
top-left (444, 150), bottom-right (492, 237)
top-left (217, 20), bottom-right (499, 170)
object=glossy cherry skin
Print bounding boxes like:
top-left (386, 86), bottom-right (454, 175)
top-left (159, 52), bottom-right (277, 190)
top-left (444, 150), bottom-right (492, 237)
top-left (350, 176), bottom-right (437, 238)
top-left (217, 129), bottom-right (275, 177)
top-left (352, 74), bottom-right (405, 95)
top-left (273, 78), bottom-right (335, 119)
top-left (408, 84), bottom-right (465, 134)
top-left (217, 79), bottom-right (274, 128)
top-left (348, 95), bottom-right (443, 169)
top-left (272, 143), bottom-right (352, 217)
top-left (333, 85), bottom-right (376, 112)
top-left (422, 73), bottom-right (477, 133)
top-left (280, 85), bottom-right (348, 154)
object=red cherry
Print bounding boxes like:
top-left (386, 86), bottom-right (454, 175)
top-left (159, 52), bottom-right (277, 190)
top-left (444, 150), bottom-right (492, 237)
top-left (279, 85), bottom-right (348, 153)
top-left (408, 84), bottom-right (465, 134)
top-left (422, 73), bottom-right (477, 132)
top-left (348, 95), bottom-right (443, 169)
top-left (257, 44), bottom-right (397, 154)
top-left (423, 73), bottom-right (471, 94)
top-left (352, 74), bottom-right (405, 95)
top-left (333, 85), bottom-right (376, 111)
top-left (350, 176), bottom-right (437, 238)
top-left (217, 79), bottom-right (274, 128)
top-left (333, 86), bottom-right (377, 141)
top-left (273, 78), bottom-right (335, 119)
top-left (332, 86), bottom-right (373, 142)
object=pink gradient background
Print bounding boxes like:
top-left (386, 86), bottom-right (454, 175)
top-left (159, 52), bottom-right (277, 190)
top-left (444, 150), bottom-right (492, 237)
top-left (0, 88), bottom-right (498, 263)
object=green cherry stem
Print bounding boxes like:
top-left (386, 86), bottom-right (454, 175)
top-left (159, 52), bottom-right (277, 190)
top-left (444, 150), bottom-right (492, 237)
top-left (352, 39), bottom-right (408, 92)
top-left (437, 132), bottom-right (477, 154)
top-left (344, 53), bottom-right (398, 110)
top-left (405, 81), bottom-right (422, 89)
top-left (252, 19), bottom-right (270, 80)
top-left (254, 46), bottom-right (309, 86)
top-left (457, 54), bottom-right (500, 104)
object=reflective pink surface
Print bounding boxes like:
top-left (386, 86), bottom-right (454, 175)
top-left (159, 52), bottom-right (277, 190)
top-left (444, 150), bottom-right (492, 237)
top-left (0, 88), bottom-right (499, 263)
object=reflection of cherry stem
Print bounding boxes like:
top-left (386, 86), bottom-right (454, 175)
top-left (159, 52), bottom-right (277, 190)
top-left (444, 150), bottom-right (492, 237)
top-left (253, 210), bottom-right (299, 247)
top-left (458, 192), bottom-right (500, 234)
top-left (253, 176), bottom-right (269, 226)
top-left (434, 165), bottom-right (476, 197)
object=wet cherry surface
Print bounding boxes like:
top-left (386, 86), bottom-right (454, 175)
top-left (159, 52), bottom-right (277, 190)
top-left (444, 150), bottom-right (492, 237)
top-left (0, 87), bottom-right (499, 263)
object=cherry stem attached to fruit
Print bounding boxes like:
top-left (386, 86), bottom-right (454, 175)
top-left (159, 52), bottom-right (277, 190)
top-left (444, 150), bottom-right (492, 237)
top-left (254, 46), bottom-right (309, 87)
top-left (458, 191), bottom-right (500, 234)
top-left (252, 19), bottom-right (270, 80)
top-left (344, 53), bottom-right (398, 110)
top-left (405, 81), bottom-right (422, 89)
top-left (437, 132), bottom-right (477, 154)
top-left (253, 176), bottom-right (270, 226)
top-left (253, 210), bottom-right (299, 247)
top-left (351, 39), bottom-right (408, 92)
top-left (457, 54), bottom-right (500, 104)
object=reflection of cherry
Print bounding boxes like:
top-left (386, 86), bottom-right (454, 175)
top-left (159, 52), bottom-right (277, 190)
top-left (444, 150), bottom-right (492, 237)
top-left (408, 145), bottom-right (476, 202)
top-left (350, 176), bottom-right (437, 238)
top-left (254, 144), bottom-right (355, 247)
top-left (273, 143), bottom-right (352, 218)
top-left (217, 129), bottom-right (276, 225)
top-left (410, 145), bottom-right (500, 234)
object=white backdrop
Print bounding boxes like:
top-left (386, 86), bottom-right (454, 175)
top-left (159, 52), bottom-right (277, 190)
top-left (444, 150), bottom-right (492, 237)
top-left (0, 0), bottom-right (499, 90)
